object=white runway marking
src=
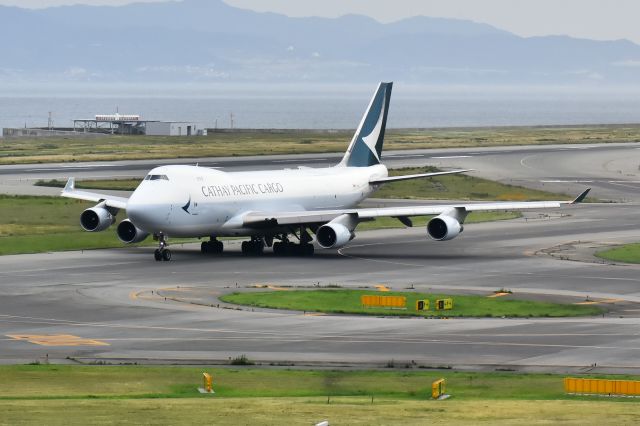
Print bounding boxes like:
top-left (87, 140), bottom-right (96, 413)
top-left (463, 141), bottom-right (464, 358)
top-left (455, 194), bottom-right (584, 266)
top-left (540, 180), bottom-right (594, 183)
top-left (27, 164), bottom-right (116, 171)
top-left (272, 159), bottom-right (326, 163)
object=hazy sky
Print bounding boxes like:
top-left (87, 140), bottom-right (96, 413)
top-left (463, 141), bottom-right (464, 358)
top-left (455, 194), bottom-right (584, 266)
top-left (2, 0), bottom-right (639, 44)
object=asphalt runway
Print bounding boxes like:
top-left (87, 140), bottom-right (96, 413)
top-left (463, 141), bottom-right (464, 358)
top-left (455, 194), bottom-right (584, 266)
top-left (1, 143), bottom-right (639, 372)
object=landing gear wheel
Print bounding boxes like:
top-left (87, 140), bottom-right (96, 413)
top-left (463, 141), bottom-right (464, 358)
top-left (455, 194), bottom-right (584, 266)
top-left (154, 233), bottom-right (171, 261)
top-left (242, 239), bottom-right (264, 256)
top-left (303, 243), bottom-right (315, 256)
top-left (162, 249), bottom-right (172, 261)
top-left (202, 240), bottom-right (224, 255)
top-left (273, 241), bottom-right (314, 257)
top-left (273, 242), bottom-right (285, 256)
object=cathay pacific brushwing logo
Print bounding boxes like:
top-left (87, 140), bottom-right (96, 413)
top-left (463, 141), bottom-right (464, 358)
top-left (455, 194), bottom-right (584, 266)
top-left (360, 95), bottom-right (386, 163)
top-left (182, 196), bottom-right (192, 214)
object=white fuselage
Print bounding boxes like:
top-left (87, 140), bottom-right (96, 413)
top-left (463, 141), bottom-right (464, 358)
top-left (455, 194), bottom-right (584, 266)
top-left (126, 164), bottom-right (388, 238)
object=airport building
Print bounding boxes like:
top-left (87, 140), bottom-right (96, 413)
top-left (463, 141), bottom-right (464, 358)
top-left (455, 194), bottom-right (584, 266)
top-left (145, 121), bottom-right (206, 136)
top-left (72, 114), bottom-right (205, 136)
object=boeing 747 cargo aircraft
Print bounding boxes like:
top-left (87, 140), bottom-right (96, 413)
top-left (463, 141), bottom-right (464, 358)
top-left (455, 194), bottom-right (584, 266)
top-left (62, 82), bottom-right (589, 261)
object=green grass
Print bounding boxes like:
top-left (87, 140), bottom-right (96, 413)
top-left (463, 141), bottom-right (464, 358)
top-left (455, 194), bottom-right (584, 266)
top-left (0, 195), bottom-right (125, 255)
top-left (219, 289), bottom-right (603, 318)
top-left (0, 365), bottom-right (635, 400)
top-left (3, 125), bottom-right (640, 165)
top-left (1, 398), bottom-right (638, 425)
top-left (0, 195), bottom-right (200, 255)
top-left (595, 243), bottom-right (640, 264)
top-left (379, 167), bottom-right (573, 201)
top-left (0, 366), bottom-right (639, 425)
top-left (35, 178), bottom-right (141, 191)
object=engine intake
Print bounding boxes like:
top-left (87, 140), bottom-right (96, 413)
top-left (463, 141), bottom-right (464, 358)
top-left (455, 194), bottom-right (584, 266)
top-left (427, 214), bottom-right (463, 241)
top-left (80, 206), bottom-right (115, 232)
top-left (117, 219), bottom-right (149, 244)
top-left (316, 222), bottom-right (354, 249)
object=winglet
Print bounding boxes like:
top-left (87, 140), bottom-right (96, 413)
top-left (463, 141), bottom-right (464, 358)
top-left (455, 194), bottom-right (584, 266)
top-left (571, 188), bottom-right (591, 204)
top-left (63, 177), bottom-right (75, 193)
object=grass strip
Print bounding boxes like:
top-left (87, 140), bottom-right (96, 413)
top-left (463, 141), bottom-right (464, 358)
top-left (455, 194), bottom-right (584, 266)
top-left (1, 397), bottom-right (639, 425)
top-left (219, 289), bottom-right (603, 318)
top-left (0, 365), bottom-right (635, 400)
top-left (595, 243), bottom-right (640, 264)
top-left (0, 195), bottom-right (199, 255)
top-left (3, 125), bottom-right (640, 165)
top-left (1, 366), bottom-right (638, 424)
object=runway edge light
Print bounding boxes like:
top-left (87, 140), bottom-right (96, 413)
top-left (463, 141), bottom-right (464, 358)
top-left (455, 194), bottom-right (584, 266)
top-left (198, 372), bottom-right (215, 394)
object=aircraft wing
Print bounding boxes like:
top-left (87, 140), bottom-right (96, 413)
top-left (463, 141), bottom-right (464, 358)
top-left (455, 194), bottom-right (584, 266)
top-left (242, 188), bottom-right (590, 228)
top-left (60, 177), bottom-right (129, 210)
top-left (369, 169), bottom-right (472, 185)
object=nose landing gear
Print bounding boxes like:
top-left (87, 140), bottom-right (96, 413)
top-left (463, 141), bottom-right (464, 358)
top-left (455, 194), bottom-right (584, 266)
top-left (154, 233), bottom-right (171, 261)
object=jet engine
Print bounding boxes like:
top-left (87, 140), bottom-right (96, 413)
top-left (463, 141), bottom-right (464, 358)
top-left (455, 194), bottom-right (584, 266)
top-left (427, 214), bottom-right (463, 241)
top-left (316, 222), bottom-right (354, 249)
top-left (80, 206), bottom-right (116, 232)
top-left (117, 219), bottom-right (149, 244)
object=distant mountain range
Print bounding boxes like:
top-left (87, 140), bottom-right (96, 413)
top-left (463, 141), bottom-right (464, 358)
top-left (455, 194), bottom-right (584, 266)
top-left (1, 0), bottom-right (640, 85)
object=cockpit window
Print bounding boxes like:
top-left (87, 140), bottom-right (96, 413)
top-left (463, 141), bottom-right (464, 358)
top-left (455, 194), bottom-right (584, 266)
top-left (145, 174), bottom-right (169, 181)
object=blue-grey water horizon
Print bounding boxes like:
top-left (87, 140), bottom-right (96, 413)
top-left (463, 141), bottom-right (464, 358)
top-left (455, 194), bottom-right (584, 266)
top-left (1, 86), bottom-right (639, 132)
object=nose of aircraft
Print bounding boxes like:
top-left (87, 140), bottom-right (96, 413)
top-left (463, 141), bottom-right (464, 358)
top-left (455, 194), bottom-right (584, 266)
top-left (126, 188), bottom-right (165, 233)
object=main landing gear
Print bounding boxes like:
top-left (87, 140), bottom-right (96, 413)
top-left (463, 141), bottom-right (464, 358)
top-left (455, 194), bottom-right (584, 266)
top-left (201, 238), bottom-right (224, 255)
top-left (273, 240), bottom-right (314, 257)
top-left (153, 233), bottom-right (171, 261)
top-left (241, 237), bottom-right (264, 256)
top-left (240, 228), bottom-right (315, 257)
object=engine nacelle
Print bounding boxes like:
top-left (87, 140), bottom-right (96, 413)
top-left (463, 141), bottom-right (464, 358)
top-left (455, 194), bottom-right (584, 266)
top-left (117, 219), bottom-right (149, 244)
top-left (427, 214), bottom-right (463, 241)
top-left (316, 222), bottom-right (354, 249)
top-left (80, 206), bottom-right (115, 232)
